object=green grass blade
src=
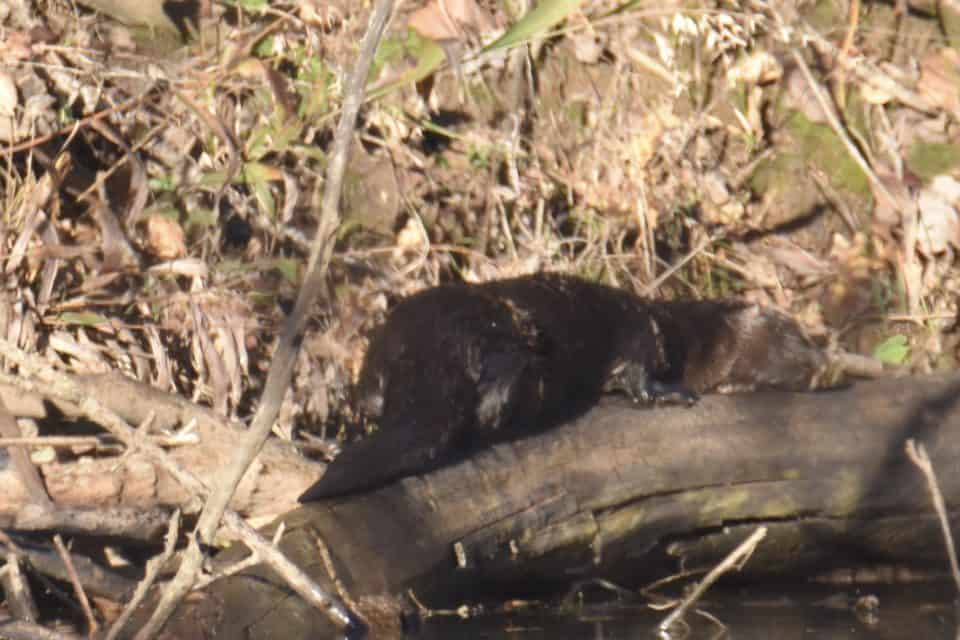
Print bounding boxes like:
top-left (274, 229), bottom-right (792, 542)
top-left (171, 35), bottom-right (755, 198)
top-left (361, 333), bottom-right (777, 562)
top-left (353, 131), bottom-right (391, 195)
top-left (369, 0), bottom-right (584, 98)
top-left (368, 37), bottom-right (446, 99)
top-left (483, 0), bottom-right (584, 53)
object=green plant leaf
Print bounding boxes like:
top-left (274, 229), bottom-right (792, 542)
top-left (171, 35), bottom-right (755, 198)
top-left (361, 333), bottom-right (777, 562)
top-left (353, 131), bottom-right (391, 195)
top-left (873, 335), bottom-right (909, 365)
top-left (57, 312), bottom-right (110, 327)
top-left (199, 171), bottom-right (228, 188)
top-left (298, 56), bottom-right (332, 118)
top-left (149, 175), bottom-right (175, 192)
top-left (254, 35), bottom-right (277, 58)
top-left (243, 162), bottom-right (283, 218)
top-left (222, 0), bottom-right (268, 11)
top-left (368, 32), bottom-right (446, 99)
top-left (367, 0), bottom-right (583, 99)
top-left (246, 123), bottom-right (274, 161)
top-left (185, 207), bottom-right (217, 232)
top-left (274, 257), bottom-right (300, 284)
top-left (483, 0), bottom-right (584, 52)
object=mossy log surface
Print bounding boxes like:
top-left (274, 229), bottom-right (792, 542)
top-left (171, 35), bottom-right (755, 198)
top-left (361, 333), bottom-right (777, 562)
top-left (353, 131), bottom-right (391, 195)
top-left (163, 373), bottom-right (960, 638)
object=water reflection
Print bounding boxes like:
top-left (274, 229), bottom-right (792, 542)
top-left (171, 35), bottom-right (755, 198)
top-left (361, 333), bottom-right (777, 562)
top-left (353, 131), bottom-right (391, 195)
top-left (416, 583), bottom-right (957, 639)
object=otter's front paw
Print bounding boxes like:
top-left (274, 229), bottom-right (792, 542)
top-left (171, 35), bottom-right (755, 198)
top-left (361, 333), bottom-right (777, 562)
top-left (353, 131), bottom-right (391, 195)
top-left (645, 380), bottom-right (698, 406)
top-left (606, 362), bottom-right (698, 406)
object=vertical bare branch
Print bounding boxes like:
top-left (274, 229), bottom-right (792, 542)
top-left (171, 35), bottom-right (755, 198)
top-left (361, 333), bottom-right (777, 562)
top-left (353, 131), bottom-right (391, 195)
top-left (138, 0), bottom-right (396, 636)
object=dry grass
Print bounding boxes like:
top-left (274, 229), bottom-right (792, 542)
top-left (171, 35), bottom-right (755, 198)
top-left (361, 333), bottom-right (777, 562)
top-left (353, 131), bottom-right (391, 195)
top-left (0, 0), bottom-right (957, 451)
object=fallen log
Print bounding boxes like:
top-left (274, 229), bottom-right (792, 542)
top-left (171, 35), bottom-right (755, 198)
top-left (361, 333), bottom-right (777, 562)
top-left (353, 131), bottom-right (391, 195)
top-left (162, 372), bottom-right (960, 638)
top-left (0, 374), bottom-right (322, 527)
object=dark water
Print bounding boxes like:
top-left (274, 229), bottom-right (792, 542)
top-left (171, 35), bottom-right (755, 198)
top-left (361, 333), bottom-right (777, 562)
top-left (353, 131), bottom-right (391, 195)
top-left (417, 583), bottom-right (958, 639)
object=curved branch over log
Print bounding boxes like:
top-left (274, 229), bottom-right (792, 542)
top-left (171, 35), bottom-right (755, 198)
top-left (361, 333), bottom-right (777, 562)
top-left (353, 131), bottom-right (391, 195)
top-left (164, 373), bottom-right (960, 638)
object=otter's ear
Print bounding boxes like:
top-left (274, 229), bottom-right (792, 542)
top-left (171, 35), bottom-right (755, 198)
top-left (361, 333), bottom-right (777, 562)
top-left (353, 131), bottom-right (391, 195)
top-left (475, 350), bottom-right (531, 429)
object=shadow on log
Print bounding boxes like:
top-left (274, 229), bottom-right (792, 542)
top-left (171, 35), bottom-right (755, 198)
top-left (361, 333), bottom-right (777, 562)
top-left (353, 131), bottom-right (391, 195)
top-left (160, 373), bottom-right (960, 638)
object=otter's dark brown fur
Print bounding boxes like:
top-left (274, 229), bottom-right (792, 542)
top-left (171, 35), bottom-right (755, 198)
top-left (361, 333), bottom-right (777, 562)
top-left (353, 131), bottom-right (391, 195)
top-left (299, 274), bottom-right (824, 501)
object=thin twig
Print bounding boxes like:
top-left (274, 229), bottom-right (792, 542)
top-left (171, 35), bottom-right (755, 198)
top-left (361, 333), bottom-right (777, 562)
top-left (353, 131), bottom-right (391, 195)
top-left (640, 232), bottom-right (722, 296)
top-left (832, 0), bottom-right (861, 106)
top-left (0, 530), bottom-right (24, 555)
top-left (317, 534), bottom-right (360, 614)
top-left (788, 49), bottom-right (896, 208)
top-left (0, 530), bottom-right (83, 625)
top-left (192, 522), bottom-right (283, 591)
top-left (1, 553), bottom-right (39, 623)
top-left (905, 439), bottom-right (960, 593)
top-left (790, 42), bottom-right (923, 312)
top-left (2, 86), bottom-right (157, 155)
top-left (0, 355), bottom-right (210, 498)
top-left (0, 398), bottom-right (53, 508)
top-left (52, 534), bottom-right (99, 637)
top-left (0, 345), bottom-right (355, 637)
top-left (795, 20), bottom-right (941, 116)
top-left (0, 434), bottom-right (194, 449)
top-left (839, 0), bottom-right (860, 60)
top-left (171, 88), bottom-right (241, 220)
top-left (0, 618), bottom-right (82, 640)
top-left (139, 1), bottom-right (395, 636)
top-left (105, 510), bottom-right (180, 640)
top-left (658, 526), bottom-right (767, 632)
top-left (639, 567), bottom-right (708, 608)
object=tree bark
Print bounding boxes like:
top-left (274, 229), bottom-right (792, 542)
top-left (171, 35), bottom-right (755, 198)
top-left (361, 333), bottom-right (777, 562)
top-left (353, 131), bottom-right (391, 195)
top-left (162, 372), bottom-right (960, 638)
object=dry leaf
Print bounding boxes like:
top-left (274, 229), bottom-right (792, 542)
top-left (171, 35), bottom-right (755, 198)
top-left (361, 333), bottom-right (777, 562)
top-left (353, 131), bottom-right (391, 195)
top-left (408, 0), bottom-right (495, 43)
top-left (859, 64), bottom-right (895, 105)
top-left (760, 237), bottom-right (831, 279)
top-left (147, 258), bottom-right (209, 279)
top-left (917, 48), bottom-right (960, 113)
top-left (0, 71), bottom-right (18, 117)
top-left (107, 25), bottom-right (136, 51)
top-left (701, 170), bottom-right (732, 205)
top-left (727, 51), bottom-right (782, 86)
top-left (570, 32), bottom-right (603, 64)
top-left (930, 174), bottom-right (960, 203)
top-left (872, 171), bottom-right (913, 228)
top-left (395, 217), bottom-right (426, 256)
top-left (916, 177), bottom-right (960, 256)
top-left (0, 32), bottom-right (33, 65)
top-left (90, 201), bottom-right (140, 272)
top-left (300, 1), bottom-right (342, 29)
top-left (146, 214), bottom-right (187, 260)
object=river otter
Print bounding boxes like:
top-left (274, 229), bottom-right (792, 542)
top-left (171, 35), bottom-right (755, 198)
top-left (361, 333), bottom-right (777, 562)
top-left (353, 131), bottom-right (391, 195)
top-left (299, 273), bottom-right (824, 501)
